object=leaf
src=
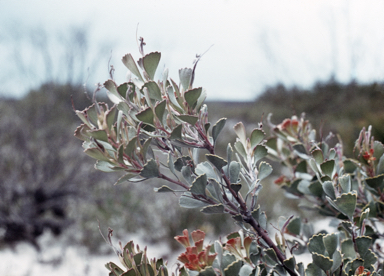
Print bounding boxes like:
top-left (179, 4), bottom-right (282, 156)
top-left (339, 174), bottom-right (351, 193)
top-left (95, 160), bottom-right (125, 173)
top-left (179, 68), bottom-right (193, 91)
top-left (330, 250), bottom-right (342, 273)
top-left (312, 252), bottom-right (333, 272)
top-left (365, 174), bottom-right (384, 190)
top-left (114, 173), bottom-right (144, 185)
top-left (293, 143), bottom-right (309, 159)
top-left (176, 115), bottom-right (198, 125)
top-left (284, 257), bottom-right (296, 273)
top-left (341, 239), bottom-right (356, 259)
top-left (190, 174), bottom-right (207, 196)
top-left (308, 234), bottom-right (325, 255)
top-left (142, 81), bottom-right (162, 101)
top-left (136, 107), bottom-right (154, 125)
top-left (359, 208), bottom-right (370, 228)
top-left (140, 159), bottom-right (159, 178)
top-left (322, 181), bottom-right (336, 200)
top-left (223, 259), bottom-right (242, 276)
top-left (250, 128), bottom-right (265, 149)
top-left (154, 185), bottom-right (175, 193)
top-left (84, 147), bottom-right (110, 162)
top-left (286, 217), bottom-right (301, 236)
top-left (201, 204), bottom-right (225, 214)
top-left (117, 82), bottom-right (129, 98)
top-left (104, 79), bottom-right (123, 104)
top-left (206, 154), bottom-right (228, 171)
top-left (229, 161), bottom-right (241, 183)
top-left (328, 192), bottom-right (357, 218)
top-left (170, 124), bottom-right (183, 139)
top-left (234, 141), bottom-right (247, 158)
top-left (166, 85), bottom-right (183, 112)
top-left (323, 233), bottom-right (338, 257)
top-left (88, 129), bottom-right (109, 142)
top-left (212, 118), bottom-right (227, 144)
top-left (238, 264), bottom-right (253, 276)
top-left (305, 263), bottom-right (324, 276)
top-left (363, 249), bottom-right (377, 268)
top-left (198, 266), bottom-right (217, 276)
top-left (154, 100), bottom-right (166, 123)
top-left (320, 160), bottom-right (335, 178)
top-left (253, 145), bottom-right (268, 163)
top-left (258, 162), bottom-right (273, 181)
top-left (184, 87), bottom-right (202, 108)
top-left (122, 53), bottom-right (144, 81)
top-left (233, 122), bottom-right (247, 145)
top-left (230, 183), bottom-right (242, 194)
top-left (179, 194), bottom-right (209, 208)
top-left (312, 149), bottom-right (324, 164)
top-left (355, 236), bottom-right (372, 257)
top-left (142, 52), bottom-right (161, 80)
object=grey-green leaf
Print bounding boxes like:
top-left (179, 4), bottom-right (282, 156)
top-left (323, 181), bottom-right (336, 200)
top-left (212, 118), bottom-right (227, 144)
top-left (140, 159), bottom-right (159, 178)
top-left (323, 233), bottom-right (338, 257)
top-left (253, 145), bottom-right (268, 163)
top-left (154, 185), bottom-right (175, 193)
top-left (177, 115), bottom-right (199, 125)
top-left (332, 192), bottom-right (357, 218)
top-left (229, 161), bottom-right (241, 183)
top-left (190, 174), bottom-right (207, 196)
top-left (179, 194), bottom-right (209, 209)
top-left (201, 204), bottom-right (225, 214)
top-left (136, 107), bottom-right (154, 125)
top-left (258, 162), bottom-right (273, 181)
top-left (122, 53), bottom-right (144, 81)
top-left (142, 81), bottom-right (162, 101)
top-left (179, 68), bottom-right (192, 91)
top-left (142, 52), bottom-right (161, 80)
top-left (250, 128), bottom-right (265, 149)
top-left (308, 234), bottom-right (325, 255)
top-left (312, 252), bottom-right (333, 272)
top-left (206, 154), bottom-right (228, 171)
top-left (184, 87), bottom-right (202, 108)
top-left (320, 160), bottom-right (335, 178)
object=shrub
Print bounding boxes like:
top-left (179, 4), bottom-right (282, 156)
top-left (74, 39), bottom-right (384, 276)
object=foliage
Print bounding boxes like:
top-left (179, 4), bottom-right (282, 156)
top-left (74, 40), bottom-right (384, 276)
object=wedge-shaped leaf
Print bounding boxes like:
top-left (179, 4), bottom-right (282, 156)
top-left (142, 52), bottom-right (161, 80)
top-left (136, 107), bottom-right (154, 125)
top-left (142, 81), bottom-right (162, 101)
top-left (212, 118), bottom-right (227, 144)
top-left (182, 165), bottom-right (193, 185)
top-left (184, 87), bottom-right (202, 108)
top-left (253, 145), bottom-right (268, 163)
top-left (363, 249), bottom-right (377, 268)
top-left (293, 143), bottom-right (309, 159)
top-left (170, 124), bottom-right (183, 139)
top-left (376, 154), bottom-right (384, 175)
top-left (179, 194), bottom-right (209, 208)
top-left (114, 173), bottom-right (144, 185)
top-left (88, 129), bottom-right (108, 142)
top-left (117, 82), bottom-right (129, 98)
top-left (196, 161), bottom-right (218, 181)
top-left (95, 160), bottom-right (125, 173)
top-left (233, 122), bottom-right (247, 145)
top-left (327, 192), bottom-right (357, 218)
top-left (234, 141), bottom-right (247, 158)
top-left (224, 259), bottom-right (242, 276)
top-left (323, 233), bottom-right (338, 257)
top-left (154, 100), bottom-right (166, 122)
top-left (309, 158), bottom-right (320, 174)
top-left (190, 174), bottom-right (207, 196)
top-left (355, 236), bottom-right (372, 257)
top-left (365, 174), bottom-right (384, 190)
top-left (179, 68), bottom-right (192, 91)
top-left (229, 161), bottom-right (241, 183)
top-left (140, 159), bottom-right (159, 178)
top-left (286, 217), bottom-right (301, 236)
top-left (154, 185), bottom-right (175, 193)
top-left (283, 257), bottom-right (296, 273)
top-left (166, 85), bottom-right (184, 113)
top-left (312, 252), bottom-right (333, 272)
top-left (373, 140), bottom-right (384, 159)
top-left (308, 181), bottom-right (324, 197)
top-left (104, 79), bottom-right (123, 104)
top-left (258, 162), bottom-right (273, 181)
top-left (201, 204), bottom-right (224, 214)
top-left (106, 262), bottom-right (125, 275)
top-left (306, 263), bottom-right (324, 276)
top-left (176, 115), bottom-right (198, 125)
top-left (323, 181), bottom-right (336, 200)
top-left (238, 264), bottom-right (253, 276)
top-left (341, 238), bottom-right (356, 259)
top-left (339, 174), bottom-right (351, 193)
top-left (312, 149), bottom-right (324, 164)
top-left (206, 154), bottom-right (228, 171)
top-left (84, 148), bottom-right (110, 162)
top-left (331, 250), bottom-right (342, 273)
top-left (106, 105), bottom-right (118, 129)
top-left (122, 53), bottom-right (144, 81)
top-left (320, 160), bottom-right (335, 178)
top-left (308, 234), bottom-right (325, 255)
top-left (250, 128), bottom-right (265, 149)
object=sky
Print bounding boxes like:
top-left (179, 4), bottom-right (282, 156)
top-left (1, 0), bottom-right (384, 101)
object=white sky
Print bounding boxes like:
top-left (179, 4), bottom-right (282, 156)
top-left (1, 0), bottom-right (384, 100)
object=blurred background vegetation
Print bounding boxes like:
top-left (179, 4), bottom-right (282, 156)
top-left (1, 78), bottom-right (383, 256)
